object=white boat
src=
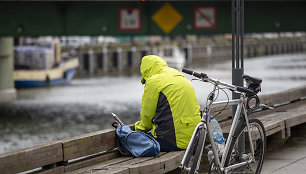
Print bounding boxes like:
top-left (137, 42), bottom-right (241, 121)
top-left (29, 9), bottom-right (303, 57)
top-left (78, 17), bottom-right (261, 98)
top-left (13, 45), bottom-right (79, 88)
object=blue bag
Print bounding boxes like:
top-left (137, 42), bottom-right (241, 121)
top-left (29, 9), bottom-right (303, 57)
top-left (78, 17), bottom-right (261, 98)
top-left (116, 124), bottom-right (160, 157)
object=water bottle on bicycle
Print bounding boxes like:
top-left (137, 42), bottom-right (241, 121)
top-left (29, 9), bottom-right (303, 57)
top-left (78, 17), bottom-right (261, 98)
top-left (208, 115), bottom-right (226, 162)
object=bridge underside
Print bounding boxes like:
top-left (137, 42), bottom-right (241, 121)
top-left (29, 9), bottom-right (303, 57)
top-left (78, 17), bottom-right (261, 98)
top-left (0, 1), bottom-right (305, 36)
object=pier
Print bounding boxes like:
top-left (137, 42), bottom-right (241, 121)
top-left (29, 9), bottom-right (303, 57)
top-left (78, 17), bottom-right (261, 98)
top-left (0, 86), bottom-right (305, 174)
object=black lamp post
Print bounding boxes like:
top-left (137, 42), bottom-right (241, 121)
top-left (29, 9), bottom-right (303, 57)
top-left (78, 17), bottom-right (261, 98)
top-left (232, 0), bottom-right (245, 153)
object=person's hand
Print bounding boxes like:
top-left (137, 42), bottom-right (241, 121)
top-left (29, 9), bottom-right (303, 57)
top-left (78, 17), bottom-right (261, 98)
top-left (130, 125), bottom-right (135, 131)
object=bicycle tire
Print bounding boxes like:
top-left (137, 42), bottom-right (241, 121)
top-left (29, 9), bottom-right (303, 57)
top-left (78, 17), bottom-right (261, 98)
top-left (181, 127), bottom-right (205, 174)
top-left (225, 118), bottom-right (266, 174)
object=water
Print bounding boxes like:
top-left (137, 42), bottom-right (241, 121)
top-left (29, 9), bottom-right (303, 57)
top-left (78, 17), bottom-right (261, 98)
top-left (0, 53), bottom-right (306, 154)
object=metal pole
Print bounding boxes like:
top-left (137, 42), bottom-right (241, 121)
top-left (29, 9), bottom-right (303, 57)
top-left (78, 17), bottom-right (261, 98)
top-left (236, 0), bottom-right (240, 69)
top-left (232, 0), bottom-right (235, 69)
top-left (232, 0), bottom-right (245, 154)
top-left (241, 0), bottom-right (244, 68)
top-left (232, 0), bottom-right (244, 112)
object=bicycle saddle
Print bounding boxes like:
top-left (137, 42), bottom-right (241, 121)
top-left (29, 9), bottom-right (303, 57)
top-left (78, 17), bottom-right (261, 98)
top-left (242, 74), bottom-right (262, 84)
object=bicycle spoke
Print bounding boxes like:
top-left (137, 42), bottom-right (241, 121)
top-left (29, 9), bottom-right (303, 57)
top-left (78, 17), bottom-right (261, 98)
top-left (225, 119), bottom-right (265, 174)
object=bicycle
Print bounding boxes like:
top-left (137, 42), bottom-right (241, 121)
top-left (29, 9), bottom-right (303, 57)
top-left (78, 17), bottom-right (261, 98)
top-left (180, 68), bottom-right (266, 174)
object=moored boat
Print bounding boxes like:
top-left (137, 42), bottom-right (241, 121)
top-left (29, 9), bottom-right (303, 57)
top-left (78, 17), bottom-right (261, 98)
top-left (13, 44), bottom-right (79, 88)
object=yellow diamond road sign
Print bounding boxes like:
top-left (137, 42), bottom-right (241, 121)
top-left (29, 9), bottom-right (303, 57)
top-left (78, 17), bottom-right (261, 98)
top-left (152, 3), bottom-right (182, 34)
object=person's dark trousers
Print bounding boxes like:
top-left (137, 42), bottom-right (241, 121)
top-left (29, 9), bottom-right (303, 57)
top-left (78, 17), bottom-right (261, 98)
top-left (147, 132), bottom-right (182, 152)
top-left (157, 138), bottom-right (183, 152)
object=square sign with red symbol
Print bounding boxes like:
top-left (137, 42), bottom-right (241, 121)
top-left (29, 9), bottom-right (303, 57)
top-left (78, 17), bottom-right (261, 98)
top-left (193, 6), bottom-right (217, 29)
top-left (119, 8), bottom-right (141, 31)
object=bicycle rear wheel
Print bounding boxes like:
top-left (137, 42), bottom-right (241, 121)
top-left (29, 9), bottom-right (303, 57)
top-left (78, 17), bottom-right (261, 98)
top-left (225, 118), bottom-right (266, 174)
top-left (181, 127), bottom-right (205, 174)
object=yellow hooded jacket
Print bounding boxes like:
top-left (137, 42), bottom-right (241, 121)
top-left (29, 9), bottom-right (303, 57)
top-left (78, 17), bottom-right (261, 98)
top-left (135, 55), bottom-right (201, 149)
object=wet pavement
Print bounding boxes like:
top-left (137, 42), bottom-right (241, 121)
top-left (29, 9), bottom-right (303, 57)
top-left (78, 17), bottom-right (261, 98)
top-left (0, 53), bottom-right (306, 154)
top-left (262, 137), bottom-right (306, 174)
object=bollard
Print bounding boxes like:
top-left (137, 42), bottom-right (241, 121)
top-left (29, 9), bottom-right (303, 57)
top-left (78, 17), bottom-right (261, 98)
top-left (117, 47), bottom-right (122, 73)
top-left (206, 45), bottom-right (212, 58)
top-left (103, 46), bottom-right (108, 73)
top-left (97, 46), bottom-right (108, 73)
top-left (78, 49), bottom-right (84, 76)
top-left (88, 49), bottom-right (94, 75)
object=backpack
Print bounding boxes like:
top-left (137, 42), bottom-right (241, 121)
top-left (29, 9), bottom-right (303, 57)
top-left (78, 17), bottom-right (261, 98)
top-left (115, 124), bottom-right (160, 157)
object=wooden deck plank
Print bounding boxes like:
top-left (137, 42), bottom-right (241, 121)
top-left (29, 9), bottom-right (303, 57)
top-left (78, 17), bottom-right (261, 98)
top-left (0, 142), bottom-right (63, 174)
top-left (40, 166), bottom-right (65, 174)
top-left (163, 151), bottom-right (185, 173)
top-left (105, 154), bottom-right (164, 174)
top-left (62, 129), bottom-right (116, 161)
top-left (0, 142), bottom-right (62, 164)
top-left (261, 85), bottom-right (306, 106)
top-left (83, 152), bottom-right (167, 174)
top-left (65, 156), bottom-right (133, 174)
top-left (1, 155), bottom-right (63, 174)
top-left (91, 167), bottom-right (129, 174)
top-left (128, 151), bottom-right (185, 174)
top-left (65, 151), bottom-right (120, 172)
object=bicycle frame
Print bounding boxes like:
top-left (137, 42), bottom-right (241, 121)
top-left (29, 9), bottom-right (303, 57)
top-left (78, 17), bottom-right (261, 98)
top-left (180, 83), bottom-right (256, 174)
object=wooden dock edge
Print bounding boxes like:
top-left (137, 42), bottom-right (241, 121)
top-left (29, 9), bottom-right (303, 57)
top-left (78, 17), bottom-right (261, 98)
top-left (0, 85), bottom-right (305, 174)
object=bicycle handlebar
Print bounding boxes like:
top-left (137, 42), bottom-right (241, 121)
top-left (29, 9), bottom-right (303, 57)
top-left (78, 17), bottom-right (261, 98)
top-left (182, 68), bottom-right (207, 79)
top-left (182, 68), bottom-right (256, 96)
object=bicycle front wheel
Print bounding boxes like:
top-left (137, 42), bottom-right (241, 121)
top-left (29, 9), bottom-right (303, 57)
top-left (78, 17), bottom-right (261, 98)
top-left (181, 127), bottom-right (205, 174)
top-left (225, 118), bottom-right (266, 174)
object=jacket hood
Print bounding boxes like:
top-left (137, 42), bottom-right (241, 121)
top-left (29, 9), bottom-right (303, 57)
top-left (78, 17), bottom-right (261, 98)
top-left (140, 55), bottom-right (168, 84)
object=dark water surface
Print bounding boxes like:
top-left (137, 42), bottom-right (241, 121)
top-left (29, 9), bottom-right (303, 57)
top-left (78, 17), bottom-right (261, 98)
top-left (1, 53), bottom-right (306, 154)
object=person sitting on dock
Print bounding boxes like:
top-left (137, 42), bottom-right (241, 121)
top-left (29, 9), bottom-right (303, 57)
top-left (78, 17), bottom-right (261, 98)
top-left (134, 55), bottom-right (201, 152)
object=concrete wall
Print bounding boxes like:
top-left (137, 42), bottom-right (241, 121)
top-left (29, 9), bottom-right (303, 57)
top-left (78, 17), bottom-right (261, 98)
top-left (0, 37), bottom-right (16, 103)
